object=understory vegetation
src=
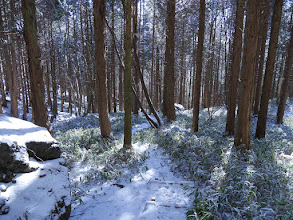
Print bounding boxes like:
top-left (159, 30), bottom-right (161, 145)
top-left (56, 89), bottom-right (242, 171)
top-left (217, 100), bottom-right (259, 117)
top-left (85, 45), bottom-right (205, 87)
top-left (53, 113), bottom-right (148, 203)
top-left (53, 101), bottom-right (293, 219)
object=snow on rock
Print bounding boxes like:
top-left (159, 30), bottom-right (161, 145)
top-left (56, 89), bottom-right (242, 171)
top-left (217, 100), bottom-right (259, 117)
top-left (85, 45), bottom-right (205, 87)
top-left (0, 142), bottom-right (31, 182)
top-left (0, 158), bottom-right (71, 219)
top-left (174, 103), bottom-right (185, 111)
top-left (0, 115), bottom-right (60, 160)
top-left (0, 115), bottom-right (71, 219)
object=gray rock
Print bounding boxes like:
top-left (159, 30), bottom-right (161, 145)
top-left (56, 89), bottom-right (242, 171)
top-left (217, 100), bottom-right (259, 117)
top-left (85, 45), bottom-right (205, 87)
top-left (26, 142), bottom-right (61, 161)
top-left (51, 196), bottom-right (71, 220)
top-left (0, 206), bottom-right (9, 215)
top-left (0, 198), bottom-right (9, 215)
top-left (0, 172), bottom-right (14, 183)
top-left (0, 159), bottom-right (71, 220)
top-left (0, 115), bottom-right (61, 162)
top-left (0, 184), bottom-right (6, 192)
top-left (0, 142), bottom-right (31, 183)
top-left (0, 198), bottom-right (5, 209)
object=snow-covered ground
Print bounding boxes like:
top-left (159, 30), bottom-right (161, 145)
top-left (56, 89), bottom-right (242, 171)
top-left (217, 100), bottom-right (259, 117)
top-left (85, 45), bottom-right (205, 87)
top-left (1, 97), bottom-right (293, 219)
top-left (52, 114), bottom-right (194, 219)
top-left (0, 158), bottom-right (70, 220)
top-left (70, 142), bottom-right (193, 220)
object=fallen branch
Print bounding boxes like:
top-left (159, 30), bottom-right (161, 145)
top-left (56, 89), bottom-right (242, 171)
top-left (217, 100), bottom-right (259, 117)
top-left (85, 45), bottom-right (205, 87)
top-left (105, 18), bottom-right (161, 128)
top-left (131, 83), bottom-right (158, 128)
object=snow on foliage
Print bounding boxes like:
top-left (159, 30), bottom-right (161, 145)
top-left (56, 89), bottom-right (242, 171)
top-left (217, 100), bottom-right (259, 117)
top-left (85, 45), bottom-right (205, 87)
top-left (51, 100), bottom-right (293, 219)
top-left (134, 101), bottom-right (293, 219)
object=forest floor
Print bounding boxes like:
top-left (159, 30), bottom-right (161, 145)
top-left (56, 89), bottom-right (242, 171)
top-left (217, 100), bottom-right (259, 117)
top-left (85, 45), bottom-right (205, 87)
top-left (52, 100), bottom-right (293, 219)
top-left (2, 99), bottom-right (293, 219)
top-left (53, 112), bottom-right (194, 220)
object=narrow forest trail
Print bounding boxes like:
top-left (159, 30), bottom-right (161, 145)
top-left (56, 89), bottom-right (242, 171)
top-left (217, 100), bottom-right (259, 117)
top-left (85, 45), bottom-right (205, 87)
top-left (69, 142), bottom-right (194, 220)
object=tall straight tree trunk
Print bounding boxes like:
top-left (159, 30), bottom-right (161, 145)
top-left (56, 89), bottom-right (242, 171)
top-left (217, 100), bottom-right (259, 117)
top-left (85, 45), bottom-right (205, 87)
top-left (189, 30), bottom-right (196, 109)
top-left (192, 0), bottom-right (205, 132)
top-left (65, 13), bottom-right (73, 115)
top-left (150, 0), bottom-right (156, 107)
top-left (0, 64), bottom-right (6, 108)
top-left (276, 26), bottom-right (293, 124)
top-left (253, 0), bottom-right (270, 115)
top-left (119, 16), bottom-right (124, 112)
top-left (51, 47), bottom-right (58, 119)
top-left (93, 0), bottom-right (112, 138)
top-left (202, 18), bottom-right (214, 109)
top-left (0, 10), bottom-right (7, 108)
top-left (140, 1), bottom-right (145, 107)
top-left (162, 0), bottom-right (176, 121)
top-left (234, 0), bottom-right (261, 149)
top-left (49, 22), bottom-right (58, 119)
top-left (124, 0), bottom-right (132, 148)
top-left (132, 0), bottom-right (139, 114)
top-left (271, 55), bottom-right (280, 99)
top-left (179, 21), bottom-right (185, 106)
top-left (6, 0), bottom-right (18, 117)
top-left (67, 56), bottom-right (73, 115)
top-left (18, 41), bottom-right (27, 120)
top-left (0, 61), bottom-right (4, 113)
top-left (225, 0), bottom-right (245, 135)
top-left (255, 0), bottom-right (283, 138)
top-left (154, 47), bottom-right (160, 110)
top-left (208, 26), bottom-right (216, 107)
top-left (107, 60), bottom-right (112, 112)
top-left (0, 89), bottom-right (2, 113)
top-left (45, 60), bottom-right (52, 111)
top-left (139, 0), bottom-right (146, 106)
top-left (85, 3), bottom-right (94, 114)
top-left (21, 0), bottom-right (50, 130)
top-left (111, 1), bottom-right (117, 113)
top-left (119, 63), bottom-right (123, 111)
top-left (276, 53), bottom-right (286, 103)
top-left (73, 17), bottom-right (82, 115)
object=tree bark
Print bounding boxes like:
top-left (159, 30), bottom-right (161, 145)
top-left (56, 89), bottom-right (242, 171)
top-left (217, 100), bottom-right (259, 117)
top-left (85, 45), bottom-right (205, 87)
top-left (234, 0), bottom-right (261, 149)
top-left (111, 0), bottom-right (117, 113)
top-left (162, 0), bottom-right (176, 121)
top-left (119, 16), bottom-right (124, 112)
top-left (276, 26), bottom-right (293, 124)
top-left (85, 3), bottom-right (95, 114)
top-left (154, 47), bottom-right (160, 110)
top-left (192, 0), bottom-right (205, 132)
top-left (179, 21), bottom-right (185, 106)
top-left (253, 0), bottom-right (270, 115)
top-left (0, 61), bottom-right (4, 113)
top-left (124, 0), bottom-right (132, 148)
top-left (202, 18), bottom-right (214, 109)
top-left (276, 53), bottom-right (286, 103)
top-left (8, 0), bottom-right (19, 117)
top-left (51, 47), bottom-right (58, 119)
top-left (93, 0), bottom-right (112, 138)
top-left (0, 61), bottom-right (7, 108)
top-left (18, 41), bottom-right (27, 120)
top-left (255, 0), bottom-right (283, 138)
top-left (132, 0), bottom-right (140, 114)
top-left (225, 0), bottom-right (245, 135)
top-left (21, 0), bottom-right (50, 130)
top-left (150, 0), bottom-right (156, 109)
